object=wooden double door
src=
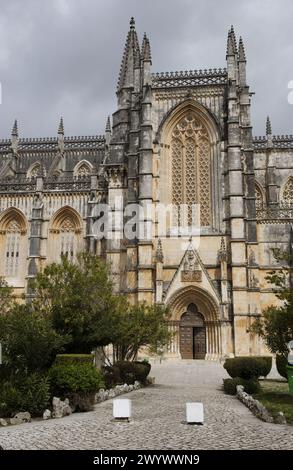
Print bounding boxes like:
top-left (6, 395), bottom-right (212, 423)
top-left (179, 303), bottom-right (206, 359)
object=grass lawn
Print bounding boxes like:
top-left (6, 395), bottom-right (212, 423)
top-left (254, 380), bottom-right (293, 425)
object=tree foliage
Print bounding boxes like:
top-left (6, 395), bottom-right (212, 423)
top-left (0, 303), bottom-right (67, 374)
top-left (111, 302), bottom-right (172, 362)
top-left (30, 252), bottom-right (120, 353)
top-left (251, 248), bottom-right (293, 355)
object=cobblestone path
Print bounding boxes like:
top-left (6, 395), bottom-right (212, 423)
top-left (0, 360), bottom-right (292, 450)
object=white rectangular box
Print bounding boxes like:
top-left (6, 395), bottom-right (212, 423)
top-left (113, 399), bottom-right (132, 419)
top-left (186, 402), bottom-right (204, 424)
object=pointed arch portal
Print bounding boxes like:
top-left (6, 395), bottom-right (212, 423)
top-left (180, 303), bottom-right (206, 359)
top-left (167, 285), bottom-right (221, 359)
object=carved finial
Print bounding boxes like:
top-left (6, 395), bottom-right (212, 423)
top-left (11, 119), bottom-right (18, 137)
top-left (238, 36), bottom-right (246, 61)
top-left (156, 239), bottom-right (164, 263)
top-left (266, 116), bottom-right (272, 136)
top-left (218, 237), bottom-right (227, 262)
top-left (105, 115), bottom-right (111, 133)
top-left (130, 17), bottom-right (135, 30)
top-left (58, 116), bottom-right (64, 135)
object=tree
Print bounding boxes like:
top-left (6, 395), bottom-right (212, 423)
top-left (0, 277), bottom-right (14, 315)
top-left (31, 252), bottom-right (120, 353)
top-left (0, 303), bottom-right (67, 374)
top-left (251, 248), bottom-right (293, 355)
top-left (111, 302), bottom-right (172, 362)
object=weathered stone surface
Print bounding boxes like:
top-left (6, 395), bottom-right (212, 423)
top-left (13, 412), bottom-right (31, 423)
top-left (43, 409), bottom-right (52, 420)
top-left (52, 397), bottom-right (72, 418)
top-left (0, 418), bottom-right (8, 426)
top-left (9, 417), bottom-right (23, 425)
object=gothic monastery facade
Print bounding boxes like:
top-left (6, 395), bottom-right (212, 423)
top-left (0, 18), bottom-right (292, 359)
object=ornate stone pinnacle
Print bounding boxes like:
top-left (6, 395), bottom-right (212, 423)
top-left (218, 237), bottom-right (227, 262)
top-left (266, 116), bottom-right (272, 136)
top-left (156, 239), bottom-right (164, 263)
top-left (105, 115), bottom-right (111, 133)
top-left (58, 116), bottom-right (64, 135)
top-left (226, 31), bottom-right (234, 56)
top-left (142, 33), bottom-right (152, 61)
top-left (11, 119), bottom-right (18, 137)
top-left (238, 37), bottom-right (246, 61)
top-left (230, 25), bottom-right (237, 53)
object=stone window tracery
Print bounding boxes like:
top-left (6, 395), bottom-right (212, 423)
top-left (255, 185), bottom-right (264, 209)
top-left (60, 218), bottom-right (76, 261)
top-left (5, 220), bottom-right (21, 276)
top-left (171, 114), bottom-right (211, 226)
top-left (282, 178), bottom-right (293, 206)
top-left (75, 163), bottom-right (91, 178)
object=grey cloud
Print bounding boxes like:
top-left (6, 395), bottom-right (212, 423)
top-left (0, 0), bottom-right (292, 138)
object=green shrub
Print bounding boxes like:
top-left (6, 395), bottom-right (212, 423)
top-left (223, 377), bottom-right (260, 395)
top-left (54, 354), bottom-right (94, 365)
top-left (0, 373), bottom-right (50, 418)
top-left (258, 357), bottom-right (273, 377)
top-left (49, 363), bottom-right (104, 397)
top-left (276, 354), bottom-right (288, 381)
top-left (133, 361), bottom-right (151, 383)
top-left (224, 357), bottom-right (269, 380)
top-left (102, 361), bottom-right (151, 388)
top-left (102, 364), bottom-right (121, 389)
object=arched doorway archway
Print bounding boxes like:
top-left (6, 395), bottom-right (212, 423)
top-left (166, 285), bottom-right (222, 359)
top-left (180, 303), bottom-right (206, 359)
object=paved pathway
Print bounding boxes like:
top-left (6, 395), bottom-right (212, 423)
top-left (0, 360), bottom-right (292, 450)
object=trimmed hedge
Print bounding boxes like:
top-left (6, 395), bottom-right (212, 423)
top-left (224, 356), bottom-right (272, 380)
top-left (54, 354), bottom-right (94, 365)
top-left (276, 354), bottom-right (288, 381)
top-left (102, 361), bottom-right (151, 388)
top-left (49, 362), bottom-right (104, 411)
top-left (223, 377), bottom-right (260, 395)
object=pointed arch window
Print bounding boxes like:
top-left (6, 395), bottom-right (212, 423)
top-left (27, 163), bottom-right (42, 179)
top-left (60, 218), bottom-right (76, 261)
top-left (5, 220), bottom-right (21, 276)
top-left (171, 113), bottom-right (211, 226)
top-left (74, 162), bottom-right (92, 178)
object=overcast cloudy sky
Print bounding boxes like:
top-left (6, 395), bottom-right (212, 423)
top-left (0, 0), bottom-right (292, 138)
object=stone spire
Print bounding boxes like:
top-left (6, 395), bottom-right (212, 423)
top-left (11, 119), bottom-right (19, 154)
top-left (12, 119), bottom-right (18, 137)
top-left (141, 32), bottom-right (152, 62)
top-left (117, 17), bottom-right (140, 91)
top-left (57, 116), bottom-right (64, 152)
top-left (226, 29), bottom-right (234, 57)
top-left (230, 25), bottom-right (237, 54)
top-left (58, 116), bottom-right (64, 135)
top-left (266, 115), bottom-right (272, 136)
top-left (238, 36), bottom-right (246, 61)
top-left (105, 115), bottom-right (111, 146)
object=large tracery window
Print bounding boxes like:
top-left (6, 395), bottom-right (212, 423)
top-left (282, 178), bottom-right (293, 207)
top-left (171, 113), bottom-right (211, 226)
top-left (5, 220), bottom-right (21, 276)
